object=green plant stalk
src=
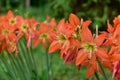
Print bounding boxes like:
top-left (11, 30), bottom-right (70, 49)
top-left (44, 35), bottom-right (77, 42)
top-left (21, 37), bottom-right (39, 79)
top-left (29, 45), bottom-right (39, 80)
top-left (49, 54), bottom-right (53, 80)
top-left (94, 72), bottom-right (100, 80)
top-left (15, 53), bottom-right (28, 80)
top-left (9, 54), bottom-right (25, 80)
top-left (7, 53), bottom-right (18, 79)
top-left (0, 53), bottom-right (16, 80)
top-left (40, 53), bottom-right (44, 76)
top-left (0, 59), bottom-right (12, 79)
top-left (98, 60), bottom-right (108, 80)
top-left (45, 49), bottom-right (50, 80)
top-left (19, 40), bottom-right (33, 78)
top-left (18, 42), bottom-right (31, 80)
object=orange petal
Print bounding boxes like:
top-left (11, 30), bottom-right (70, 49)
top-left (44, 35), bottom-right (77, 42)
top-left (70, 38), bottom-right (81, 48)
top-left (86, 65), bottom-right (95, 78)
top-left (107, 20), bottom-right (114, 33)
top-left (60, 41), bottom-right (70, 58)
top-left (111, 54), bottom-right (120, 62)
top-left (91, 54), bottom-right (97, 71)
top-left (96, 48), bottom-right (108, 62)
top-left (76, 50), bottom-right (88, 66)
top-left (49, 18), bottom-right (56, 28)
top-left (109, 46), bottom-right (116, 55)
top-left (48, 41), bottom-right (60, 53)
top-left (81, 20), bottom-right (92, 42)
top-left (33, 39), bottom-right (41, 47)
top-left (57, 19), bottom-right (65, 32)
top-left (69, 13), bottom-right (80, 26)
top-left (113, 24), bottom-right (120, 38)
top-left (7, 10), bottom-right (14, 18)
top-left (39, 23), bottom-right (49, 33)
top-left (94, 32), bottom-right (107, 46)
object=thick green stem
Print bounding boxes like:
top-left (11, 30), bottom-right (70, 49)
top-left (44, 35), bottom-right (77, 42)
top-left (18, 42), bottom-right (31, 80)
top-left (19, 40), bottom-right (32, 78)
top-left (29, 44), bottom-right (39, 80)
top-left (45, 50), bottom-right (50, 80)
top-left (21, 37), bottom-right (39, 80)
top-left (94, 72), bottom-right (100, 80)
top-left (98, 60), bottom-right (108, 80)
top-left (9, 54), bottom-right (25, 80)
top-left (49, 54), bottom-right (53, 80)
top-left (0, 53), bottom-right (16, 80)
top-left (7, 53), bottom-right (18, 79)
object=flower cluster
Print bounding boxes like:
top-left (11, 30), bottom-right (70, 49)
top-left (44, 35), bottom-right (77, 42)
top-left (0, 10), bottom-right (38, 55)
top-left (1, 10), bottom-right (120, 79)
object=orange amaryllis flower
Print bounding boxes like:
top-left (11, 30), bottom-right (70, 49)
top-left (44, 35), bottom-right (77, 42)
top-left (76, 20), bottom-right (108, 78)
top-left (6, 10), bottom-right (18, 29)
top-left (109, 46), bottom-right (120, 78)
top-left (49, 19), bottom-right (74, 58)
top-left (15, 16), bottom-right (29, 38)
top-left (104, 20), bottom-right (120, 46)
top-left (108, 35), bottom-right (120, 78)
top-left (0, 22), bottom-right (18, 54)
top-left (104, 17), bottom-right (120, 79)
top-left (62, 14), bottom-right (84, 64)
top-left (33, 23), bottom-right (50, 49)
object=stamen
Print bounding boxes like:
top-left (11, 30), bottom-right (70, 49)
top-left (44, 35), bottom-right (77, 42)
top-left (57, 33), bottom-right (67, 42)
top-left (39, 33), bottom-right (49, 39)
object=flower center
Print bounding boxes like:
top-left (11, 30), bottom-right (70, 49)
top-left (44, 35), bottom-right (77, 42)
top-left (2, 29), bottom-right (10, 35)
top-left (57, 33), bottom-right (67, 42)
top-left (10, 41), bottom-right (16, 47)
top-left (82, 42), bottom-right (97, 53)
top-left (52, 27), bottom-right (57, 32)
top-left (9, 18), bottom-right (16, 25)
top-left (39, 33), bottom-right (49, 39)
top-left (21, 24), bottom-right (28, 32)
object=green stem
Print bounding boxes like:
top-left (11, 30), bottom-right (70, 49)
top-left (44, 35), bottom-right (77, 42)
top-left (9, 54), bottom-right (25, 80)
top-left (49, 54), bottom-right (53, 80)
top-left (18, 41), bottom-right (31, 80)
top-left (0, 58), bottom-right (12, 79)
top-left (0, 53), bottom-right (16, 80)
top-left (41, 53), bottom-right (44, 76)
top-left (21, 37), bottom-right (39, 80)
top-left (98, 60), bottom-right (108, 80)
top-left (16, 53), bottom-right (28, 80)
top-left (29, 45), bottom-right (39, 80)
top-left (94, 72), bottom-right (100, 80)
top-left (45, 50), bottom-right (50, 80)
top-left (19, 40), bottom-right (32, 78)
top-left (7, 53), bottom-right (18, 79)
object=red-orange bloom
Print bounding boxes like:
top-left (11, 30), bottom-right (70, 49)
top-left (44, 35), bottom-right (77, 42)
top-left (106, 15), bottom-right (120, 78)
top-left (0, 11), bottom-right (18, 54)
top-left (76, 20), bottom-right (108, 78)
top-left (48, 19), bottom-right (70, 57)
top-left (33, 23), bottom-right (50, 49)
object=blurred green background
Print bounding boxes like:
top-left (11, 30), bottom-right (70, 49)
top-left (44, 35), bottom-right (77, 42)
top-left (0, 0), bottom-right (120, 31)
top-left (0, 0), bottom-right (120, 80)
